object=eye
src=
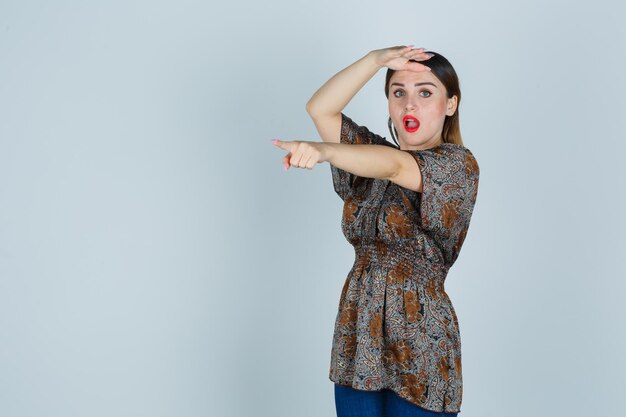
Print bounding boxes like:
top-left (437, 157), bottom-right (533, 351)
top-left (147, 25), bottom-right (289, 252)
top-left (392, 89), bottom-right (405, 98)
top-left (419, 90), bottom-right (432, 97)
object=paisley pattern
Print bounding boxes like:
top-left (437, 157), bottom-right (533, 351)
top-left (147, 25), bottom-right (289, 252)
top-left (328, 113), bottom-right (479, 414)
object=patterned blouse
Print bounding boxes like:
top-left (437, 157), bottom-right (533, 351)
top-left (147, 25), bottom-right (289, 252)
top-left (328, 113), bottom-right (480, 414)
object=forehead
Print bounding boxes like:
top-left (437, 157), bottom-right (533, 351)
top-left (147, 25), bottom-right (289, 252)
top-left (389, 70), bottom-right (442, 88)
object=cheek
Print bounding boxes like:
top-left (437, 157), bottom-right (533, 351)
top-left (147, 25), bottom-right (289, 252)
top-left (423, 102), bottom-right (448, 121)
top-left (436, 99), bottom-right (449, 114)
top-left (389, 103), bottom-right (402, 123)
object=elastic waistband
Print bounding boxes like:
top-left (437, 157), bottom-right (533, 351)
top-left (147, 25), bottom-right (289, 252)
top-left (352, 240), bottom-right (449, 284)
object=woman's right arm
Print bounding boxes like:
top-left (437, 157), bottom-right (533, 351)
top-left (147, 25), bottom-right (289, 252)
top-left (305, 46), bottom-right (431, 143)
top-left (305, 52), bottom-right (382, 143)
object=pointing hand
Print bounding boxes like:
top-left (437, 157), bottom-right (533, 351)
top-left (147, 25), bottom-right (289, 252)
top-left (271, 139), bottom-right (327, 171)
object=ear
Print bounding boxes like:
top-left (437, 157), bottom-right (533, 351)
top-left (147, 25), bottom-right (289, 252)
top-left (446, 95), bottom-right (458, 116)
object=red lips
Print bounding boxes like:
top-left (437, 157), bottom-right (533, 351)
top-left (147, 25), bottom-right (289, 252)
top-left (403, 115), bottom-right (420, 133)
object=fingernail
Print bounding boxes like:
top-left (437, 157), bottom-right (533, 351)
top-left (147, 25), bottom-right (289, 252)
top-left (271, 139), bottom-right (278, 143)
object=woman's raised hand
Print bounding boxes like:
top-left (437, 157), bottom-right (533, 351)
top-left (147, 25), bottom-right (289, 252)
top-left (370, 45), bottom-right (434, 71)
top-left (271, 139), bottom-right (326, 171)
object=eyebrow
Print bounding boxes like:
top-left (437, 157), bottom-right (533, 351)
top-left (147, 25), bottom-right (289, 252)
top-left (390, 82), bottom-right (437, 88)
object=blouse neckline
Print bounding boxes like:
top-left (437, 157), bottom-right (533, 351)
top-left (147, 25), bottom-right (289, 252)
top-left (396, 142), bottom-right (457, 152)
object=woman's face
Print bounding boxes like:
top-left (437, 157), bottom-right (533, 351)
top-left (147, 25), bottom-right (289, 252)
top-left (388, 69), bottom-right (457, 150)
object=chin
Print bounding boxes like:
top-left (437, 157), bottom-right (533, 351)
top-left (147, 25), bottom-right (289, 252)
top-left (400, 132), bottom-right (422, 142)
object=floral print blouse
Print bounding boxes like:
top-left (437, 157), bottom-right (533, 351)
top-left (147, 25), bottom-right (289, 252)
top-left (328, 113), bottom-right (480, 414)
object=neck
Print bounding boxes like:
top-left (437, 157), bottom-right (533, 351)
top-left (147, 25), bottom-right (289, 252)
top-left (400, 135), bottom-right (444, 151)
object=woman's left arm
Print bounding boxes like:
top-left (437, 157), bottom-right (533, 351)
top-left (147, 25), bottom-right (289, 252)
top-left (271, 139), bottom-right (422, 192)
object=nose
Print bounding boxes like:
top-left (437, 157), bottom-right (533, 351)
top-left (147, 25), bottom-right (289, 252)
top-left (405, 94), bottom-right (419, 111)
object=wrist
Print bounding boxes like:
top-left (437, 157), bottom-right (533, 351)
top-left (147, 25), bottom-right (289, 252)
top-left (320, 142), bottom-right (337, 164)
top-left (366, 50), bottom-right (384, 70)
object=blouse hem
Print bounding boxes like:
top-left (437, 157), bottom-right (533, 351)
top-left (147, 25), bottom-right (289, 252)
top-left (329, 377), bottom-right (461, 414)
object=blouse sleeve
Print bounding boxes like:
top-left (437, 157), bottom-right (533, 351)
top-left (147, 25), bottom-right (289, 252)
top-left (408, 145), bottom-right (480, 267)
top-left (330, 112), bottom-right (396, 200)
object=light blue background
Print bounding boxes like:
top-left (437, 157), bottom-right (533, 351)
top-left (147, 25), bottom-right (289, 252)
top-left (1, 1), bottom-right (624, 416)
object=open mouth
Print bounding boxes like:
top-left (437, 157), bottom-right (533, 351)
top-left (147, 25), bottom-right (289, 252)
top-left (403, 115), bottom-right (420, 133)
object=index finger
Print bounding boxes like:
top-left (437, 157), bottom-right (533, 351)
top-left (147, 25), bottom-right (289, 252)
top-left (271, 139), bottom-right (292, 151)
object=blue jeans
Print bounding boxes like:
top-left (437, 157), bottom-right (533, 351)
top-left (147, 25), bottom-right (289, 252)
top-left (334, 384), bottom-right (459, 417)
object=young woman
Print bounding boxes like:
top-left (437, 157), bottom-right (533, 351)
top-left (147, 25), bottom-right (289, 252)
top-left (272, 45), bottom-right (479, 416)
